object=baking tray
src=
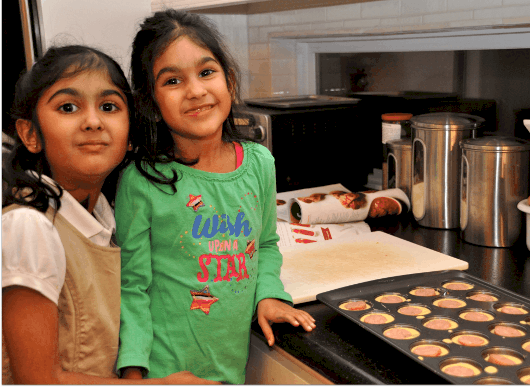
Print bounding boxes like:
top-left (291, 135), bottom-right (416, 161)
top-left (244, 95), bottom-right (360, 109)
top-left (316, 270), bottom-right (530, 384)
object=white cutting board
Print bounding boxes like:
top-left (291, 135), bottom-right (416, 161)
top-left (279, 231), bottom-right (468, 304)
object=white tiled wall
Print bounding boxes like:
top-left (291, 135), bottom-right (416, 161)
top-left (154, 0), bottom-right (530, 98)
top-left (244, 0), bottom-right (530, 97)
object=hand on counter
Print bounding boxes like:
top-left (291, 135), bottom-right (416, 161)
top-left (257, 298), bottom-right (316, 346)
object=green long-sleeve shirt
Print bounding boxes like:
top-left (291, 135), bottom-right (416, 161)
top-left (115, 142), bottom-right (292, 384)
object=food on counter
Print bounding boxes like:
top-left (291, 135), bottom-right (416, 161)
top-left (368, 197), bottom-right (402, 218)
top-left (453, 334), bottom-right (488, 347)
top-left (484, 353), bottom-right (522, 366)
top-left (459, 311), bottom-right (494, 322)
top-left (491, 325), bottom-right (525, 337)
top-left (398, 305), bottom-right (431, 316)
top-left (441, 363), bottom-right (481, 377)
top-left (443, 282), bottom-right (474, 291)
top-left (522, 341), bottom-right (530, 352)
top-left (276, 199), bottom-right (286, 206)
top-left (520, 374), bottom-right (530, 385)
top-left (410, 287), bottom-right (439, 297)
top-left (340, 300), bottom-right (370, 311)
top-left (383, 327), bottom-right (419, 340)
top-left (468, 293), bottom-right (498, 302)
top-left (361, 313), bottom-right (394, 325)
top-left (411, 344), bottom-right (448, 357)
top-left (497, 305), bottom-right (528, 315)
top-left (375, 294), bottom-right (406, 303)
top-left (433, 298), bottom-right (467, 309)
top-left (423, 318), bottom-right (458, 330)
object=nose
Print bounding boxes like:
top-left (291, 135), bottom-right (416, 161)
top-left (82, 106), bottom-right (103, 131)
top-left (186, 77), bottom-right (208, 99)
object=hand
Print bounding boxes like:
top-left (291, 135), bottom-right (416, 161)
top-left (122, 367), bottom-right (144, 379)
top-left (257, 298), bottom-right (316, 346)
top-left (162, 371), bottom-right (221, 385)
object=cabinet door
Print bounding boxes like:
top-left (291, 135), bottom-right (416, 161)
top-left (245, 332), bottom-right (333, 384)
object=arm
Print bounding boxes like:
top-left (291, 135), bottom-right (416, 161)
top-left (252, 153), bottom-right (315, 345)
top-left (3, 286), bottom-right (215, 384)
top-left (114, 167), bottom-right (155, 374)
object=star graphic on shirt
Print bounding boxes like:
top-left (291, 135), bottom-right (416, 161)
top-left (190, 286), bottom-right (219, 315)
top-left (245, 239), bottom-right (256, 259)
top-left (186, 194), bottom-right (204, 212)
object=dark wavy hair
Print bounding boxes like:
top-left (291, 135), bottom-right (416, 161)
top-left (3, 45), bottom-right (134, 213)
top-left (130, 9), bottom-right (247, 190)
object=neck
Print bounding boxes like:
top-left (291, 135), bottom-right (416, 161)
top-left (54, 177), bottom-right (105, 214)
top-left (173, 135), bottom-right (236, 173)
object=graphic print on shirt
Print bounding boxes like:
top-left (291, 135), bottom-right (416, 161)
top-left (183, 192), bottom-right (260, 314)
top-left (186, 194), bottom-right (205, 212)
top-left (190, 285), bottom-right (219, 314)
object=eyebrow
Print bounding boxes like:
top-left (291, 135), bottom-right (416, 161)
top-left (155, 56), bottom-right (219, 82)
top-left (47, 88), bottom-right (126, 103)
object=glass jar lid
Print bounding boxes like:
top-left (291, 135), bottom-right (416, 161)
top-left (410, 112), bottom-right (485, 130)
top-left (460, 136), bottom-right (530, 152)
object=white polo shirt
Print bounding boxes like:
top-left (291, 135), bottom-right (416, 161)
top-left (2, 175), bottom-right (116, 305)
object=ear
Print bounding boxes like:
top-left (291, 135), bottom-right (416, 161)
top-left (16, 119), bottom-right (42, 153)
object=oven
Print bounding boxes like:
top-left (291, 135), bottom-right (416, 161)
top-left (233, 96), bottom-right (373, 193)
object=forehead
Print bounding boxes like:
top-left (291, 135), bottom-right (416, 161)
top-left (39, 69), bottom-right (123, 102)
top-left (154, 36), bottom-right (216, 71)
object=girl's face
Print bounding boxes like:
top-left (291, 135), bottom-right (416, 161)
top-left (29, 70), bottom-right (129, 188)
top-left (152, 36), bottom-right (232, 143)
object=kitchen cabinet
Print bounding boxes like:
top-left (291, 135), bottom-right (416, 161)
top-left (250, 214), bottom-right (530, 384)
top-left (245, 332), bottom-right (333, 384)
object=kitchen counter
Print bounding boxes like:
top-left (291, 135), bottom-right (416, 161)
top-left (251, 214), bottom-right (530, 384)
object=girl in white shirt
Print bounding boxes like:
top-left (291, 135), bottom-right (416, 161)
top-left (2, 45), bottom-right (217, 385)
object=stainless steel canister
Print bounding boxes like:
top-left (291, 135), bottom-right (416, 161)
top-left (460, 136), bottom-right (530, 247)
top-left (386, 138), bottom-right (412, 199)
top-left (411, 113), bottom-right (484, 229)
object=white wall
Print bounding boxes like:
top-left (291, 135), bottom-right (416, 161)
top-left (39, 0), bottom-right (152, 76)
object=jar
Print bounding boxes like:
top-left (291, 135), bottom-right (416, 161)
top-left (386, 138), bottom-right (412, 199)
top-left (410, 112), bottom-right (484, 229)
top-left (460, 136), bottom-right (530, 247)
top-left (382, 113), bottom-right (412, 189)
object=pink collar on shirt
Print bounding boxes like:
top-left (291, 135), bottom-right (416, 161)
top-left (234, 142), bottom-right (244, 168)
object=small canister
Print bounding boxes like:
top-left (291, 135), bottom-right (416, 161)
top-left (411, 112), bottom-right (484, 229)
top-left (386, 138), bottom-right (412, 199)
top-left (460, 136), bottom-right (530, 247)
top-left (382, 113), bottom-right (412, 189)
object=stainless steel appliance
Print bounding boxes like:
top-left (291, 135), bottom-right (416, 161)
top-left (460, 136), bottom-right (530, 247)
top-left (233, 96), bottom-right (367, 193)
top-left (410, 112), bottom-right (484, 229)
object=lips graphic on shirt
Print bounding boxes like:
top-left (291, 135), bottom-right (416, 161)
top-left (186, 194), bottom-right (205, 212)
top-left (190, 286), bottom-right (219, 315)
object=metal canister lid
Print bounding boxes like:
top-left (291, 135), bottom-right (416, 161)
top-left (410, 112), bottom-right (485, 130)
top-left (460, 136), bottom-right (530, 152)
top-left (387, 138), bottom-right (412, 150)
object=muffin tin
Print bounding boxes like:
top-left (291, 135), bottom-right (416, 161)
top-left (316, 270), bottom-right (530, 384)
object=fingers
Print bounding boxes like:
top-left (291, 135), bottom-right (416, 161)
top-left (258, 316), bottom-right (275, 346)
top-left (285, 310), bottom-right (316, 332)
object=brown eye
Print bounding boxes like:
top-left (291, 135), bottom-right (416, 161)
top-left (58, 103), bottom-right (78, 113)
top-left (101, 103), bottom-right (119, 112)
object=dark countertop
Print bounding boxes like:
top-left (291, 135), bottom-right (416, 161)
top-left (253, 214), bottom-right (530, 384)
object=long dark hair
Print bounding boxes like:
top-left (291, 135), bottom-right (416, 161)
top-left (130, 9), bottom-right (247, 190)
top-left (3, 45), bottom-right (134, 212)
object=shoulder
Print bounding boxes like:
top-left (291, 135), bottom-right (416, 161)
top-left (243, 142), bottom-right (274, 164)
top-left (2, 204), bottom-right (53, 227)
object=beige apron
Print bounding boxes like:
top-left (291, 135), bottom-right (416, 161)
top-left (2, 204), bottom-right (121, 383)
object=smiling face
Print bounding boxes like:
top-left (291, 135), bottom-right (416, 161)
top-left (152, 36), bottom-right (232, 144)
top-left (28, 69), bottom-right (129, 189)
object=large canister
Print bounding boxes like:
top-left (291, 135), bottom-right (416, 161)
top-left (411, 113), bottom-right (484, 229)
top-left (460, 136), bottom-right (530, 247)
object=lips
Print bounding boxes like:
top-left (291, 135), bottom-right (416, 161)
top-left (185, 104), bottom-right (214, 116)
